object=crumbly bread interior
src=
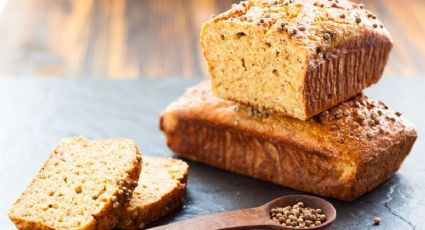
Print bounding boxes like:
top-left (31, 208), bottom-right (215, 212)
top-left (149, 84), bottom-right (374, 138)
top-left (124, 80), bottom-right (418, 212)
top-left (118, 156), bottom-right (188, 229)
top-left (202, 22), bottom-right (307, 118)
top-left (8, 136), bottom-right (142, 230)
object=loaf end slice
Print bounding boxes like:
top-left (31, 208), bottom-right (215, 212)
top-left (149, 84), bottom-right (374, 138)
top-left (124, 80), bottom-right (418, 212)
top-left (201, 0), bottom-right (393, 120)
top-left (8, 136), bottom-right (142, 230)
top-left (160, 81), bottom-right (417, 201)
top-left (117, 156), bottom-right (188, 230)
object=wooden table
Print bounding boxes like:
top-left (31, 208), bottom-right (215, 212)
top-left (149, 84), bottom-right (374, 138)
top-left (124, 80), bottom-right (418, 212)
top-left (0, 0), bottom-right (423, 78)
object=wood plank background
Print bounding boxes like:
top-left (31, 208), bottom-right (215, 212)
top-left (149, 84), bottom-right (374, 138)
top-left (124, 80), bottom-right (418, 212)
top-left (0, 0), bottom-right (423, 79)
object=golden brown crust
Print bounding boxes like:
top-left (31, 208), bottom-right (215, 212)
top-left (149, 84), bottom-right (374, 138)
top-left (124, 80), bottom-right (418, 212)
top-left (160, 82), bottom-right (417, 201)
top-left (211, 0), bottom-right (392, 52)
top-left (117, 157), bottom-right (188, 230)
top-left (304, 33), bottom-right (392, 117)
top-left (117, 182), bottom-right (187, 230)
top-left (8, 137), bottom-right (143, 230)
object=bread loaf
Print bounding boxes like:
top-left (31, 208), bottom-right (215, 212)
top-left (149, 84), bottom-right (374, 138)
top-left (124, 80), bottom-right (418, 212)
top-left (117, 156), bottom-right (188, 230)
top-left (160, 81), bottom-right (416, 201)
top-left (8, 136), bottom-right (142, 230)
top-left (200, 0), bottom-right (393, 120)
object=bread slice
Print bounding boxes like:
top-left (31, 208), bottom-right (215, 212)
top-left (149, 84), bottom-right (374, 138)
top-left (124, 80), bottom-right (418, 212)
top-left (200, 0), bottom-right (393, 120)
top-left (160, 81), bottom-right (417, 201)
top-left (116, 156), bottom-right (188, 230)
top-left (8, 136), bottom-right (142, 230)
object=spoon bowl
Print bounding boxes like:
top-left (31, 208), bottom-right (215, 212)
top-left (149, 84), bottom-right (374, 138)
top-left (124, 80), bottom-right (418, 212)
top-left (149, 195), bottom-right (336, 230)
top-left (261, 195), bottom-right (337, 230)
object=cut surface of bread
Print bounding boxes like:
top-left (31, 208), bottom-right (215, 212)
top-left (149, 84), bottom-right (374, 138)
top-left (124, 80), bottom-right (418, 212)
top-left (8, 136), bottom-right (142, 230)
top-left (160, 81), bottom-right (417, 201)
top-left (200, 0), bottom-right (393, 120)
top-left (117, 156), bottom-right (188, 230)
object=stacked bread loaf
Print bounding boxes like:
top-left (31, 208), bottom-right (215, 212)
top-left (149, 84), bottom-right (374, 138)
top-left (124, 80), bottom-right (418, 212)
top-left (160, 0), bottom-right (417, 201)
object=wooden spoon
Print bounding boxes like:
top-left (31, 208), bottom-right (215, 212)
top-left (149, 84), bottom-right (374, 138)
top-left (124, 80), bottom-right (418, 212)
top-left (148, 195), bottom-right (336, 230)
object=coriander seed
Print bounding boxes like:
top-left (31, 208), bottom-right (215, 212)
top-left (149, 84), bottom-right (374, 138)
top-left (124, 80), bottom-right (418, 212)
top-left (356, 17), bottom-right (361, 24)
top-left (323, 33), bottom-right (331, 40)
top-left (374, 216), bottom-right (381, 225)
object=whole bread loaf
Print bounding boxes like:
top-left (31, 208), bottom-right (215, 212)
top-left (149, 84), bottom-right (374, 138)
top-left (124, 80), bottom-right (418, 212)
top-left (201, 0), bottom-right (393, 120)
top-left (160, 81), bottom-right (416, 201)
top-left (8, 136), bottom-right (142, 230)
top-left (117, 156), bottom-right (188, 230)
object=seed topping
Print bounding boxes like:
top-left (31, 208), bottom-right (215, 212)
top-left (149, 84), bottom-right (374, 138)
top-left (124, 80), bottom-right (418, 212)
top-left (323, 33), bottom-right (331, 40)
top-left (357, 112), bottom-right (366, 121)
top-left (289, 28), bottom-right (297, 35)
top-left (333, 110), bottom-right (343, 119)
top-left (245, 106), bottom-right (269, 118)
top-left (367, 13), bottom-right (377, 19)
top-left (356, 17), bottom-right (361, 24)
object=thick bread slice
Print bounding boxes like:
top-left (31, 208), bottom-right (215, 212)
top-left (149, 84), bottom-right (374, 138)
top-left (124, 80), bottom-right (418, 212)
top-left (117, 156), bottom-right (188, 230)
top-left (8, 136), bottom-right (142, 230)
top-left (160, 81), bottom-right (417, 201)
top-left (201, 0), bottom-right (393, 120)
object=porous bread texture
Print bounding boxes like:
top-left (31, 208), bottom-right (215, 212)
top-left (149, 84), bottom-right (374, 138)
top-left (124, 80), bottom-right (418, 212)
top-left (160, 81), bottom-right (417, 201)
top-left (117, 156), bottom-right (188, 230)
top-left (8, 136), bottom-right (142, 230)
top-left (200, 0), bottom-right (393, 120)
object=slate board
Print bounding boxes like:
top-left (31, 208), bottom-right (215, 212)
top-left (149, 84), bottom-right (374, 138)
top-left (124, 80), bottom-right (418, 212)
top-left (0, 77), bottom-right (424, 230)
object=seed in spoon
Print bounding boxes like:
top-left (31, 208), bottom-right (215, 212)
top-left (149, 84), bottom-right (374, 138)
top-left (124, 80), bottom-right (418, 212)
top-left (270, 203), bottom-right (327, 228)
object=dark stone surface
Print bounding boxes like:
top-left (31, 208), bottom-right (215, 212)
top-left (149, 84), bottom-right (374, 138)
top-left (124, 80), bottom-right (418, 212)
top-left (1, 77), bottom-right (423, 230)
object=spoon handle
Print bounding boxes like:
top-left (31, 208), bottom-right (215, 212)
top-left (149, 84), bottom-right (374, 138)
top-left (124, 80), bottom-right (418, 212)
top-left (148, 207), bottom-right (272, 230)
